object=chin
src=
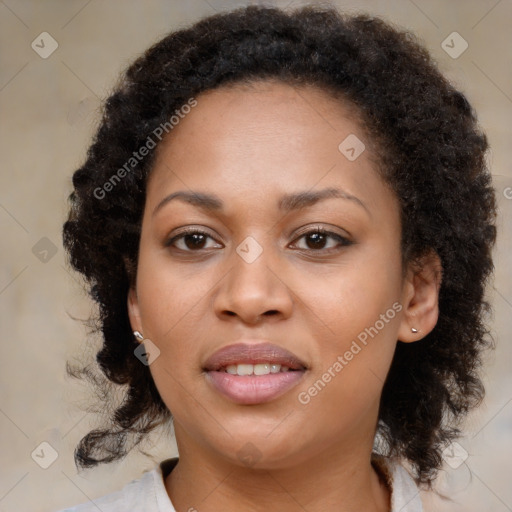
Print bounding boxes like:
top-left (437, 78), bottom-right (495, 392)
top-left (212, 433), bottom-right (311, 471)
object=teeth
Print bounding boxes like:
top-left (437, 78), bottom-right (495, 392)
top-left (254, 363), bottom-right (270, 376)
top-left (223, 363), bottom-right (293, 376)
top-left (237, 364), bottom-right (253, 376)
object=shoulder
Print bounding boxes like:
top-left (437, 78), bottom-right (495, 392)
top-left (54, 459), bottom-right (178, 512)
top-left (372, 454), bottom-right (424, 512)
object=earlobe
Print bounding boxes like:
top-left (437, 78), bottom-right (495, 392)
top-left (397, 250), bottom-right (443, 343)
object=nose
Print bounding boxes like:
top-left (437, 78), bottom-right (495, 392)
top-left (213, 239), bottom-right (294, 325)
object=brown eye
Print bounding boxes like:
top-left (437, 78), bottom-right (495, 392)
top-left (292, 227), bottom-right (352, 252)
top-left (166, 229), bottom-right (222, 251)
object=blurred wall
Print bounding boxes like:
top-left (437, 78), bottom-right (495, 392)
top-left (0, 1), bottom-right (511, 511)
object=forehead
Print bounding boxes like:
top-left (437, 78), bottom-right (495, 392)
top-left (146, 80), bottom-right (394, 218)
top-left (154, 79), bottom-right (366, 162)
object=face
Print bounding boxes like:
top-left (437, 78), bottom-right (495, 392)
top-left (128, 80), bottom-right (412, 470)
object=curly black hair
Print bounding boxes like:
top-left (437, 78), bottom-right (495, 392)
top-left (62, 4), bottom-right (497, 486)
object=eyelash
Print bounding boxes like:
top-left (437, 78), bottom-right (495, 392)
top-left (165, 226), bottom-right (352, 254)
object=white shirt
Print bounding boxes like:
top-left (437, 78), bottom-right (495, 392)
top-left (56, 456), bottom-right (423, 511)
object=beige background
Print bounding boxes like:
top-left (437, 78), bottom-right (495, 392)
top-left (0, 0), bottom-right (511, 510)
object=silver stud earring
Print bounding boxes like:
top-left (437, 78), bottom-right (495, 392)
top-left (411, 327), bottom-right (419, 333)
top-left (133, 330), bottom-right (144, 341)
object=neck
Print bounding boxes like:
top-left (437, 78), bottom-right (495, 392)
top-left (164, 431), bottom-right (390, 512)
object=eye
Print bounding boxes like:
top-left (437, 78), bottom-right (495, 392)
top-left (165, 228), bottom-right (222, 252)
top-left (165, 226), bottom-right (352, 254)
top-left (290, 226), bottom-right (352, 252)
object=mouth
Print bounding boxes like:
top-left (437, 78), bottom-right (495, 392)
top-left (221, 362), bottom-right (299, 375)
top-left (203, 342), bottom-right (308, 405)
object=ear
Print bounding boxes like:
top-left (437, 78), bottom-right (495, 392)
top-left (127, 286), bottom-right (143, 336)
top-left (397, 249), bottom-right (443, 342)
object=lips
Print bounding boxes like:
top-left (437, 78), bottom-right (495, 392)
top-left (203, 342), bottom-right (307, 371)
top-left (203, 342), bottom-right (308, 405)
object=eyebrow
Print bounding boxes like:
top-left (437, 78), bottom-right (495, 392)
top-left (152, 187), bottom-right (370, 217)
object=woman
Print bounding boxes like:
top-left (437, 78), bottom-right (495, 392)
top-left (58, 4), bottom-right (497, 511)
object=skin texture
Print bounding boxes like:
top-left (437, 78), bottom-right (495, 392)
top-left (128, 80), bottom-right (441, 512)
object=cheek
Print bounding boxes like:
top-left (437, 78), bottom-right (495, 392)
top-left (304, 252), bottom-right (402, 341)
top-left (296, 299), bottom-right (400, 435)
top-left (300, 244), bottom-right (403, 396)
top-left (136, 271), bottom-right (209, 415)
top-left (136, 242), bottom-right (205, 333)
top-left (134, 260), bottom-right (204, 390)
